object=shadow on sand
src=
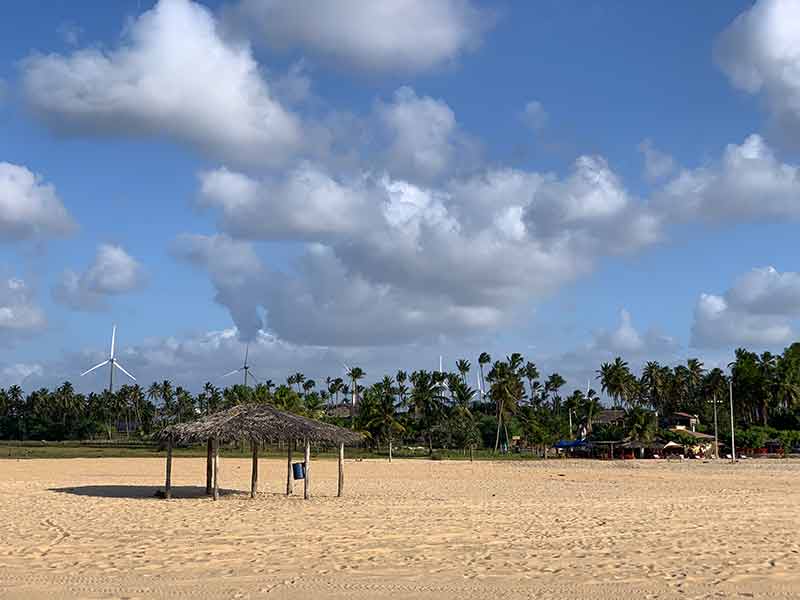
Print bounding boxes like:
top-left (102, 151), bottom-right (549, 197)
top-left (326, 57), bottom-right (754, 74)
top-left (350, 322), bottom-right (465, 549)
top-left (49, 485), bottom-right (244, 499)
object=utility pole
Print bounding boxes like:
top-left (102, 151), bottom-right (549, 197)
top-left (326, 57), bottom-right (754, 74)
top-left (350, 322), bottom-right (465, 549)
top-left (729, 379), bottom-right (736, 463)
top-left (712, 392), bottom-right (719, 459)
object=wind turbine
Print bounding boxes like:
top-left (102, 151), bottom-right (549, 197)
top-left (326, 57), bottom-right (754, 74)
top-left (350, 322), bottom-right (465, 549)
top-left (222, 343), bottom-right (261, 387)
top-left (81, 324), bottom-right (136, 393)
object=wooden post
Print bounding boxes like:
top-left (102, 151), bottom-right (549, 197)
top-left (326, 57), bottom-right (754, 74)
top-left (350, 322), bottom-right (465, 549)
top-left (286, 440), bottom-right (293, 496)
top-left (205, 439), bottom-right (213, 495)
top-left (469, 445), bottom-right (474, 462)
top-left (304, 439), bottom-right (311, 500)
top-left (213, 436), bottom-right (220, 501)
top-left (337, 442), bottom-right (344, 497)
top-left (165, 436), bottom-right (173, 500)
top-left (251, 440), bottom-right (259, 498)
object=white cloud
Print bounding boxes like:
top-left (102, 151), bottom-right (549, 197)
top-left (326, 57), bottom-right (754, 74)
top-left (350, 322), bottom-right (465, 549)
top-left (53, 244), bottom-right (146, 311)
top-left (171, 233), bottom-right (267, 341)
top-left (691, 266), bottom-right (800, 349)
top-left (592, 309), bottom-right (676, 355)
top-left (198, 164), bottom-right (376, 240)
top-left (0, 277), bottom-right (46, 336)
top-left (0, 363), bottom-right (44, 388)
top-left (377, 87), bottom-right (461, 181)
top-left (691, 293), bottom-right (793, 349)
top-left (224, 0), bottom-right (490, 73)
top-left (188, 154), bottom-right (662, 346)
top-left (655, 134), bottom-right (800, 222)
top-left (0, 162), bottom-right (76, 242)
top-left (22, 0), bottom-right (301, 167)
top-left (715, 0), bottom-right (800, 138)
top-left (521, 100), bottom-right (548, 131)
top-left (638, 139), bottom-right (675, 181)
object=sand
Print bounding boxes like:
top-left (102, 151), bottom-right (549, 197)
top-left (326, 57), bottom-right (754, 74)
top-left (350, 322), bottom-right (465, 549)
top-left (0, 456), bottom-right (799, 599)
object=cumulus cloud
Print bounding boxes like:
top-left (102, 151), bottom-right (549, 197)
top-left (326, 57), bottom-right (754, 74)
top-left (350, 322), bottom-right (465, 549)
top-left (224, 0), bottom-right (490, 73)
top-left (654, 134), bottom-right (800, 222)
top-left (715, 0), bottom-right (800, 139)
top-left (638, 139), bottom-right (675, 181)
top-left (0, 162), bottom-right (76, 242)
top-left (691, 266), bottom-right (800, 348)
top-left (521, 100), bottom-right (548, 131)
top-left (189, 153), bottom-right (662, 346)
top-left (0, 277), bottom-right (46, 337)
top-left (0, 363), bottom-right (44, 388)
top-left (377, 87), bottom-right (463, 181)
top-left (544, 308), bottom-right (679, 398)
top-left (593, 309), bottom-right (676, 355)
top-left (22, 0), bottom-right (301, 167)
top-left (171, 233), bottom-right (267, 341)
top-left (53, 244), bottom-right (146, 311)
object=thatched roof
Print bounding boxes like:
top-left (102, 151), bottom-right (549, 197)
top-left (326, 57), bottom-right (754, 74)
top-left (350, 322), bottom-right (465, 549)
top-left (159, 403), bottom-right (364, 446)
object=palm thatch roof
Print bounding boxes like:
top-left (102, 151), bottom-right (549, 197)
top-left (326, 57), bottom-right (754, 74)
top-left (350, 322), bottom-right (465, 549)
top-left (158, 403), bottom-right (363, 446)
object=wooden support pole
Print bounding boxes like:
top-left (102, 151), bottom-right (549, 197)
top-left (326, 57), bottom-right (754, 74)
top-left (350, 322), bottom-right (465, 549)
top-left (304, 439), bottom-right (311, 500)
top-left (205, 439), bottom-right (213, 495)
top-left (337, 442), bottom-right (344, 497)
top-left (165, 436), bottom-right (173, 500)
top-left (213, 436), bottom-right (220, 501)
top-left (286, 440), bottom-right (293, 496)
top-left (251, 440), bottom-right (259, 498)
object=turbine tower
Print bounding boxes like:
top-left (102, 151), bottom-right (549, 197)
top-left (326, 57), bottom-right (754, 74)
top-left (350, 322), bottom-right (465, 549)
top-left (81, 324), bottom-right (136, 393)
top-left (222, 343), bottom-right (260, 387)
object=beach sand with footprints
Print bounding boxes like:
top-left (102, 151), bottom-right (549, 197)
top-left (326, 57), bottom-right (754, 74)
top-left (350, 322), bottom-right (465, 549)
top-left (1, 457), bottom-right (799, 599)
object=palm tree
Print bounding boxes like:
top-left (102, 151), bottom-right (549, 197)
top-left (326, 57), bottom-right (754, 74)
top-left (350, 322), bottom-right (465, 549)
top-left (564, 389), bottom-right (583, 438)
top-left (582, 389), bottom-right (601, 435)
top-left (478, 352), bottom-right (491, 400)
top-left (487, 360), bottom-right (523, 452)
top-left (456, 359), bottom-right (471, 384)
top-left (365, 376), bottom-right (404, 461)
top-left (346, 366), bottom-right (365, 427)
top-left (523, 361), bottom-right (540, 403)
top-left (409, 370), bottom-right (446, 455)
top-left (545, 372), bottom-right (566, 413)
top-left (625, 406), bottom-right (656, 457)
top-left (450, 380), bottom-right (478, 455)
top-left (597, 357), bottom-right (634, 408)
top-left (302, 379), bottom-right (316, 398)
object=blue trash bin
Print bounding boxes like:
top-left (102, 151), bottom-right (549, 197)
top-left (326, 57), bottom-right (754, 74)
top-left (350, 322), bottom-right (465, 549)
top-left (292, 462), bottom-right (305, 480)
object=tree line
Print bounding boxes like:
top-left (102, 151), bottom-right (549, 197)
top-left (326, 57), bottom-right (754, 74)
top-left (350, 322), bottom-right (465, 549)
top-left (2, 344), bottom-right (800, 453)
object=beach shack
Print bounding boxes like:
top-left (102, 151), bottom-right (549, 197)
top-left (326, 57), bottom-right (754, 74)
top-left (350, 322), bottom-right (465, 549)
top-left (158, 403), bottom-right (362, 501)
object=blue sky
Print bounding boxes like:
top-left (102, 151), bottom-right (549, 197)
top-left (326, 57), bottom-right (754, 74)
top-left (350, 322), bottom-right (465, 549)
top-left (1, 0), bottom-right (799, 395)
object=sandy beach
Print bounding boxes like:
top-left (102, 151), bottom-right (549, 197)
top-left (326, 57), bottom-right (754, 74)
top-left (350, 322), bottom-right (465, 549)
top-left (1, 457), bottom-right (799, 599)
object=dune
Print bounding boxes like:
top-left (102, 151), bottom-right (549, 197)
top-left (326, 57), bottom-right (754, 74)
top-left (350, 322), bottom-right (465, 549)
top-left (0, 457), bottom-right (799, 599)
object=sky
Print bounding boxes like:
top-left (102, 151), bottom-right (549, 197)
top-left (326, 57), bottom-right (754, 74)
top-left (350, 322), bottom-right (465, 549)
top-left (1, 0), bottom-right (800, 396)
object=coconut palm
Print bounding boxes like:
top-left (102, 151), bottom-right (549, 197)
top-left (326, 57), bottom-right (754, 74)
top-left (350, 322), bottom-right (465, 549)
top-left (346, 366), bottom-right (365, 426)
top-left (523, 361), bottom-right (540, 403)
top-left (478, 352), bottom-right (491, 400)
top-left (456, 359), bottom-right (471, 384)
top-left (597, 357), bottom-right (635, 408)
top-left (409, 370), bottom-right (446, 455)
top-left (365, 376), bottom-right (404, 461)
top-left (487, 360), bottom-right (524, 452)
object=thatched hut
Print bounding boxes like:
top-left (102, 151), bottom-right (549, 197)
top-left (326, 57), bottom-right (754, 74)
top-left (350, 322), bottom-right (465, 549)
top-left (158, 404), bottom-right (363, 501)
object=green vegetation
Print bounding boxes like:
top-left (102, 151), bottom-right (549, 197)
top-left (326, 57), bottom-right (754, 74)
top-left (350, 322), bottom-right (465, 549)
top-left (2, 343), bottom-right (800, 458)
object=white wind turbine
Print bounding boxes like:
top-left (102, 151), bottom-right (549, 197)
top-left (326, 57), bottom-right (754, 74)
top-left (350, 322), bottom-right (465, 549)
top-left (222, 343), bottom-right (261, 387)
top-left (81, 324), bottom-right (136, 393)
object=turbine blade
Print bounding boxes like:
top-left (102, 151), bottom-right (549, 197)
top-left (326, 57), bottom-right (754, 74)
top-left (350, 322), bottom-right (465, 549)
top-left (110, 325), bottom-right (116, 359)
top-left (244, 343), bottom-right (249, 367)
top-left (114, 361), bottom-right (136, 381)
top-left (222, 369), bottom-right (241, 378)
top-left (248, 371), bottom-right (263, 383)
top-left (81, 360), bottom-right (110, 377)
